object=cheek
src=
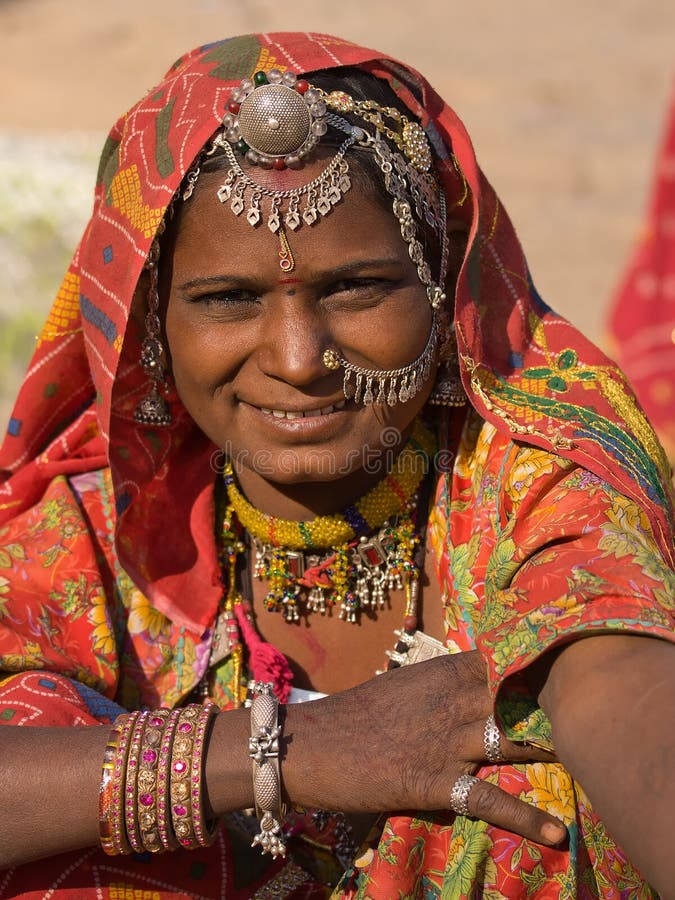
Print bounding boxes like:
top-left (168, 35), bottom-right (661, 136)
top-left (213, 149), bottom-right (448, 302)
top-left (165, 307), bottom-right (239, 394)
top-left (334, 292), bottom-right (433, 366)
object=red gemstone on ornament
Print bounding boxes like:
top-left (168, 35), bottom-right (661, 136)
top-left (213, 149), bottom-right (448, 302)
top-left (178, 722), bottom-right (193, 733)
top-left (173, 760), bottom-right (187, 773)
top-left (295, 80), bottom-right (309, 94)
top-left (273, 159), bottom-right (286, 171)
top-left (140, 793), bottom-right (154, 807)
top-left (403, 615), bottom-right (418, 632)
top-left (228, 100), bottom-right (241, 114)
top-left (142, 749), bottom-right (157, 763)
top-left (150, 717), bottom-right (164, 727)
top-left (173, 804), bottom-right (187, 816)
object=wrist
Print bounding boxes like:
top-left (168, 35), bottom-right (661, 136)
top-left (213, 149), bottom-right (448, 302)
top-left (203, 707), bottom-right (253, 815)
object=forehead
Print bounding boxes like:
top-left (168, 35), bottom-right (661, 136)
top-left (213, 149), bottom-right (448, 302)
top-left (170, 159), bottom-right (408, 277)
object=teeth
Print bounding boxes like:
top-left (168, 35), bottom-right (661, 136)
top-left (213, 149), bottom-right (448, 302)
top-left (259, 400), bottom-right (346, 419)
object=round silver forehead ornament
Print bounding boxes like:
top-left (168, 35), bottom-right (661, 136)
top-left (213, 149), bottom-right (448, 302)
top-left (222, 69), bottom-right (328, 169)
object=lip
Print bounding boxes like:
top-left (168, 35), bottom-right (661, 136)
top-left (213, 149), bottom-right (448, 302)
top-left (240, 399), bottom-right (351, 435)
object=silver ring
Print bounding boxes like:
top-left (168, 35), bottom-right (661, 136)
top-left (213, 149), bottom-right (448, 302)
top-left (484, 713), bottom-right (504, 763)
top-left (449, 773), bottom-right (480, 817)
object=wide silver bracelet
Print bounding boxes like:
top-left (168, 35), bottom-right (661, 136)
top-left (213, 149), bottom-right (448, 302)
top-left (248, 681), bottom-right (287, 858)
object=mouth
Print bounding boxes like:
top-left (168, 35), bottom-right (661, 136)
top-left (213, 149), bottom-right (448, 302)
top-left (257, 399), bottom-right (347, 420)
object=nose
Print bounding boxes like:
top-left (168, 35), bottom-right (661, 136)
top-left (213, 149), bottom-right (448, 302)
top-left (256, 294), bottom-right (333, 388)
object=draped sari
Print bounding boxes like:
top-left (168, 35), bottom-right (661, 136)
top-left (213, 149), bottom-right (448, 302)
top-left (0, 32), bottom-right (673, 899)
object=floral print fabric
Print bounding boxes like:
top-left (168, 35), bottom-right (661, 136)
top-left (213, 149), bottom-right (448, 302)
top-left (1, 409), bottom-right (672, 898)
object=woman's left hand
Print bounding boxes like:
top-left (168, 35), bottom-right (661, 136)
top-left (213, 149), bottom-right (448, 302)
top-left (277, 651), bottom-right (566, 846)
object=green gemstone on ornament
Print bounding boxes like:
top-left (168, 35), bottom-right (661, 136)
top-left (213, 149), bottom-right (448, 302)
top-left (236, 138), bottom-right (249, 154)
top-left (253, 71), bottom-right (268, 86)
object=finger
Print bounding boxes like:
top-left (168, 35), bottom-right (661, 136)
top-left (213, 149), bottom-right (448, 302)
top-left (463, 777), bottom-right (567, 846)
top-left (463, 718), bottom-right (559, 764)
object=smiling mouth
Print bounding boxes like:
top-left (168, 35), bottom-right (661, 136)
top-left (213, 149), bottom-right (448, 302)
top-left (258, 399), bottom-right (347, 420)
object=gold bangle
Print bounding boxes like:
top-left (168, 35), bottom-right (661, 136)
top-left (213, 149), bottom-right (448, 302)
top-left (99, 711), bottom-right (139, 855)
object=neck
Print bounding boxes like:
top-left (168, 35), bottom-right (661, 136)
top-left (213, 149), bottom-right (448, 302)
top-left (234, 454), bottom-right (400, 521)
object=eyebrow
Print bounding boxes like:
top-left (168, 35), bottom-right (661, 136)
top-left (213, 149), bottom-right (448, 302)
top-left (176, 257), bottom-right (404, 292)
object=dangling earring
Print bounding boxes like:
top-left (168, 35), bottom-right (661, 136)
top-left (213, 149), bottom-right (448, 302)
top-left (134, 238), bottom-right (173, 426)
top-left (428, 323), bottom-right (466, 407)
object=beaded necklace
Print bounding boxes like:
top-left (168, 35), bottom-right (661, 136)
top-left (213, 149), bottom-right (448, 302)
top-left (222, 420), bottom-right (437, 624)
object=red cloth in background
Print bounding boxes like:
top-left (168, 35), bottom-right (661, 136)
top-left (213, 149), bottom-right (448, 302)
top-left (608, 81), bottom-right (675, 463)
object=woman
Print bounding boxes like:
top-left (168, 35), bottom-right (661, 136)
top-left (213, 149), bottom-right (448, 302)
top-left (0, 32), bottom-right (673, 899)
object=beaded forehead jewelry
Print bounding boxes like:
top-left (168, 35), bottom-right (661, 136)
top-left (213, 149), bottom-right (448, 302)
top-left (182, 67), bottom-right (456, 407)
top-left (183, 68), bottom-right (447, 306)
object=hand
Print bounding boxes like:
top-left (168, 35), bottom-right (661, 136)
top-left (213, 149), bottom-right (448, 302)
top-left (283, 651), bottom-right (567, 846)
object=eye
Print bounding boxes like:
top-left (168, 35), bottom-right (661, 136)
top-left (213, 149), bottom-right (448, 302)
top-left (189, 288), bottom-right (259, 307)
top-left (324, 277), bottom-right (397, 302)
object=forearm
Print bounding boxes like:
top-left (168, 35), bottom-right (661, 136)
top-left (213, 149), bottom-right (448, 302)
top-left (0, 707), bottom-right (252, 868)
top-left (536, 633), bottom-right (675, 899)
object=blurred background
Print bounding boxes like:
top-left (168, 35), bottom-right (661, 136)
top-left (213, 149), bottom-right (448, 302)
top-left (1, 0), bottom-right (674, 433)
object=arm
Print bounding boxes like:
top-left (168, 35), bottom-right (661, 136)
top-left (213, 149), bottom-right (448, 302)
top-left (534, 633), bottom-right (675, 900)
top-left (0, 707), bottom-right (252, 867)
top-left (0, 651), bottom-right (567, 868)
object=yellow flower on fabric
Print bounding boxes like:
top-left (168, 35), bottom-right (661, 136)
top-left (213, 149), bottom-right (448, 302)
top-left (505, 447), bottom-right (556, 505)
top-left (605, 493), bottom-right (650, 540)
top-left (454, 415), bottom-right (496, 481)
top-left (87, 591), bottom-right (116, 657)
top-left (127, 588), bottom-right (171, 640)
top-left (600, 493), bottom-right (674, 592)
top-left (527, 595), bottom-right (584, 626)
top-left (522, 763), bottom-right (576, 823)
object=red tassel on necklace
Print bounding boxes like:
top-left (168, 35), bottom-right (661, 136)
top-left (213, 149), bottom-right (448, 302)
top-left (234, 602), bottom-right (294, 703)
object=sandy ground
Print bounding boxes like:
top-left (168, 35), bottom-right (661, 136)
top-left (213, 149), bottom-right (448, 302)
top-left (0, 0), bottom-right (674, 427)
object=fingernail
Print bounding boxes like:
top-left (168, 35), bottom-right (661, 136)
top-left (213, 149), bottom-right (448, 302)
top-left (542, 821), bottom-right (567, 845)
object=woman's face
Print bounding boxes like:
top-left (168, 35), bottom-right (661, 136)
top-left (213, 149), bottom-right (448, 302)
top-left (164, 158), bottom-right (437, 494)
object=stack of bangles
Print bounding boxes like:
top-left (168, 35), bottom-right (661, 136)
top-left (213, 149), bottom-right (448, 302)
top-left (98, 686), bottom-right (288, 858)
top-left (98, 702), bottom-right (220, 854)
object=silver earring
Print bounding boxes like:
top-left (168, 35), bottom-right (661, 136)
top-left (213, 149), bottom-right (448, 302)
top-left (134, 238), bottom-right (173, 426)
top-left (428, 325), bottom-right (465, 407)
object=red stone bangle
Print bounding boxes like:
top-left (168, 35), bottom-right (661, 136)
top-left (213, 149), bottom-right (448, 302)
top-left (135, 708), bottom-right (171, 853)
top-left (156, 708), bottom-right (181, 851)
top-left (190, 701), bottom-right (219, 847)
top-left (124, 709), bottom-right (150, 853)
top-left (170, 703), bottom-right (218, 849)
top-left (99, 711), bottom-right (139, 855)
top-left (170, 704), bottom-right (201, 849)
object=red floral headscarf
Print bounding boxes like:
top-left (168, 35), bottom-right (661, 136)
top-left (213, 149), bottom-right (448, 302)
top-left (1, 32), bottom-right (672, 634)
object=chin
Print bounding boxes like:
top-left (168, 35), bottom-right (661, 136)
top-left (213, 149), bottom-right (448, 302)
top-left (244, 448), bottom-right (366, 485)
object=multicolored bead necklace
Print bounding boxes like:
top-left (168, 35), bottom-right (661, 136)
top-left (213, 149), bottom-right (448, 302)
top-left (221, 420), bottom-right (437, 624)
